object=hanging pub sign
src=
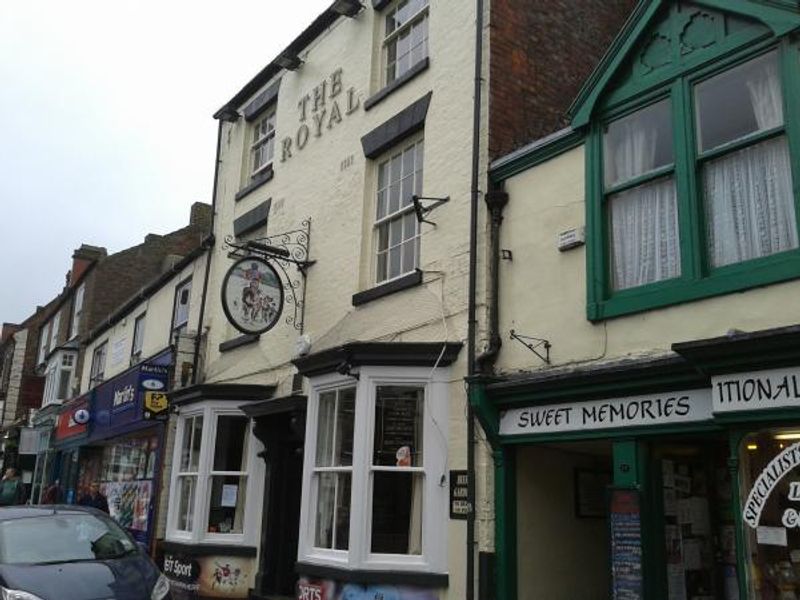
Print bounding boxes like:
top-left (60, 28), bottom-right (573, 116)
top-left (221, 256), bottom-right (284, 335)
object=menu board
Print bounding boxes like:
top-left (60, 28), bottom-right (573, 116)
top-left (374, 391), bottom-right (420, 466)
top-left (610, 489), bottom-right (643, 600)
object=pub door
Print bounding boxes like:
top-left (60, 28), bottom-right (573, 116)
top-left (252, 407), bottom-right (305, 600)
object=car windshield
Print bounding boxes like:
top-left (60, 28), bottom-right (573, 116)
top-left (0, 512), bottom-right (137, 565)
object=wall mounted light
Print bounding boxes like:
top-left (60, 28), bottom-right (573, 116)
top-left (275, 51), bottom-right (304, 71)
top-left (331, 0), bottom-right (364, 17)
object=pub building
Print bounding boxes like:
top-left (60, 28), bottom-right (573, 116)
top-left (470, 1), bottom-right (800, 598)
top-left (157, 0), bottom-right (642, 598)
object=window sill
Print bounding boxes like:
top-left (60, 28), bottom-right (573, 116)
top-left (588, 250), bottom-right (800, 321)
top-left (364, 58), bottom-right (430, 112)
top-left (219, 334), bottom-right (260, 353)
top-left (296, 561), bottom-right (448, 588)
top-left (352, 269), bottom-right (422, 306)
top-left (161, 539), bottom-right (258, 557)
top-left (235, 165), bottom-right (274, 202)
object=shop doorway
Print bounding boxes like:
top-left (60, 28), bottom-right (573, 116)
top-left (517, 440), bottom-right (613, 600)
top-left (647, 437), bottom-right (739, 600)
top-left (251, 406), bottom-right (305, 600)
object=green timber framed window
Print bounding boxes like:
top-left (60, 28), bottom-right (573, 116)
top-left (587, 39), bottom-right (800, 320)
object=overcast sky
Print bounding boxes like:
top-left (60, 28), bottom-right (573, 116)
top-left (0, 0), bottom-right (332, 324)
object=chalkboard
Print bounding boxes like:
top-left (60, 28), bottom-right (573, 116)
top-left (374, 391), bottom-right (421, 466)
top-left (610, 488), bottom-right (643, 600)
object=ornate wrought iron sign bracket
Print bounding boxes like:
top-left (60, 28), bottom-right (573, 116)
top-left (224, 218), bottom-right (314, 332)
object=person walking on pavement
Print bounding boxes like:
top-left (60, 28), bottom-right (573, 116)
top-left (0, 468), bottom-right (25, 506)
top-left (78, 482), bottom-right (109, 513)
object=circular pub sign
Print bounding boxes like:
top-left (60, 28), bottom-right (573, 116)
top-left (221, 256), bottom-right (284, 335)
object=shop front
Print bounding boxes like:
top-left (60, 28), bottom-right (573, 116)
top-left (472, 327), bottom-right (800, 600)
top-left (50, 394), bottom-right (92, 504)
top-left (82, 351), bottom-right (171, 547)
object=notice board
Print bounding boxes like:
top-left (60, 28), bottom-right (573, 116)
top-left (610, 488), bottom-right (643, 599)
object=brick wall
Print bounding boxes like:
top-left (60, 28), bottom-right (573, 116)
top-left (489, 0), bottom-right (636, 159)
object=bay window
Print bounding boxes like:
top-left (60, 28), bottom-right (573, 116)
top-left (299, 366), bottom-right (448, 574)
top-left (588, 43), bottom-right (800, 320)
top-left (167, 404), bottom-right (262, 545)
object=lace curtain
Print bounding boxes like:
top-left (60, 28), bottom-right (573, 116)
top-left (610, 178), bottom-right (681, 290)
top-left (704, 61), bottom-right (797, 268)
top-left (606, 105), bottom-right (680, 290)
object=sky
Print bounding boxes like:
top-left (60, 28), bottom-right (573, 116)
top-left (0, 0), bottom-right (332, 324)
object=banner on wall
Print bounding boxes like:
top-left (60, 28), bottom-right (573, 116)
top-left (162, 554), bottom-right (252, 599)
top-left (296, 578), bottom-right (439, 600)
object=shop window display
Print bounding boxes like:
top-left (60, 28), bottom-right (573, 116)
top-left (79, 435), bottom-right (159, 541)
top-left (206, 416), bottom-right (249, 535)
top-left (741, 429), bottom-right (800, 599)
top-left (655, 441), bottom-right (739, 599)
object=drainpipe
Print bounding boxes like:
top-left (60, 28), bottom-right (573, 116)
top-left (475, 189), bottom-right (508, 374)
top-left (467, 0), bottom-right (485, 598)
top-left (191, 119), bottom-right (223, 385)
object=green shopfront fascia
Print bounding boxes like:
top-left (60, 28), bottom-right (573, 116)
top-left (471, 327), bottom-right (800, 600)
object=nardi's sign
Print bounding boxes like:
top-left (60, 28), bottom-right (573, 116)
top-left (499, 389), bottom-right (713, 436)
top-left (713, 367), bottom-right (800, 413)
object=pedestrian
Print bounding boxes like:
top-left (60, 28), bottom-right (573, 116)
top-left (41, 479), bottom-right (62, 504)
top-left (78, 482), bottom-right (109, 513)
top-left (0, 468), bottom-right (25, 506)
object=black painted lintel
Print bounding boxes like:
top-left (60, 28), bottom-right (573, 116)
top-left (296, 561), bottom-right (449, 588)
top-left (364, 58), bottom-right (430, 111)
top-left (219, 334), bottom-right (261, 353)
top-left (352, 269), bottom-right (422, 306)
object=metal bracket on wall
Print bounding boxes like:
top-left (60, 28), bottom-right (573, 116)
top-left (509, 329), bottom-right (551, 364)
top-left (224, 218), bottom-right (314, 332)
top-left (412, 195), bottom-right (450, 227)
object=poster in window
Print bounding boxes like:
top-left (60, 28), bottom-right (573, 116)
top-left (610, 488), bottom-right (643, 600)
top-left (221, 256), bottom-right (284, 335)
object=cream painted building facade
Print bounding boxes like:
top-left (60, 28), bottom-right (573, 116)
top-left (472, 1), bottom-right (800, 599)
top-left (59, 249), bottom-right (210, 549)
top-left (165, 3), bottom-right (480, 599)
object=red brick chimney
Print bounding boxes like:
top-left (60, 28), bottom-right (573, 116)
top-left (1, 323), bottom-right (21, 344)
top-left (70, 244), bottom-right (107, 287)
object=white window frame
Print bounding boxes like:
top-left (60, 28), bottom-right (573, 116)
top-left (166, 402), bottom-right (264, 546)
top-left (172, 279), bottom-right (192, 335)
top-left (131, 312), bottom-right (146, 363)
top-left (251, 111), bottom-right (276, 178)
top-left (298, 365), bottom-right (449, 574)
top-left (374, 136), bottom-right (424, 284)
top-left (383, 0), bottom-right (430, 86)
top-left (37, 322), bottom-right (50, 365)
top-left (89, 341), bottom-right (108, 388)
top-left (42, 350), bottom-right (77, 406)
top-left (70, 283), bottom-right (85, 340)
top-left (49, 311), bottom-right (60, 353)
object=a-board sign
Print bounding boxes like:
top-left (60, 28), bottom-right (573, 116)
top-left (450, 470), bottom-right (470, 519)
top-left (610, 489), bottom-right (643, 600)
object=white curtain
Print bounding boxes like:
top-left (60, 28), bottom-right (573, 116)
top-left (746, 56), bottom-right (783, 131)
top-left (407, 474), bottom-right (423, 554)
top-left (605, 116), bottom-right (659, 187)
top-left (610, 178), bottom-right (681, 290)
top-left (705, 136), bottom-right (797, 267)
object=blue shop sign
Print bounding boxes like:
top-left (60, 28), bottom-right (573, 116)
top-left (90, 352), bottom-right (171, 441)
